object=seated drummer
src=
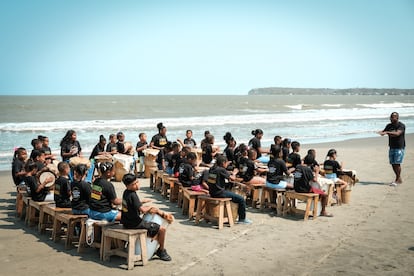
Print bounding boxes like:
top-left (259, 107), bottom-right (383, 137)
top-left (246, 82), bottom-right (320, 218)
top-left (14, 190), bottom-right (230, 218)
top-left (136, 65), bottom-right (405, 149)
top-left (121, 173), bottom-right (173, 261)
top-left (89, 162), bottom-right (122, 222)
top-left (24, 159), bottom-right (54, 202)
top-left (293, 162), bottom-right (333, 217)
top-left (106, 134), bottom-right (118, 155)
top-left (60, 129), bottom-right (82, 162)
top-left (207, 155), bottom-right (252, 225)
top-left (89, 135), bottom-right (110, 160)
top-left (266, 145), bottom-right (294, 189)
top-left (237, 149), bottom-right (266, 185)
top-left (116, 131), bottom-right (133, 154)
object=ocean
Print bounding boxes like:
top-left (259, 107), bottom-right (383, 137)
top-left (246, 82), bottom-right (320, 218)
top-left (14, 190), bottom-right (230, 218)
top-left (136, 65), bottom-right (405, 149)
top-left (1, 94), bottom-right (413, 172)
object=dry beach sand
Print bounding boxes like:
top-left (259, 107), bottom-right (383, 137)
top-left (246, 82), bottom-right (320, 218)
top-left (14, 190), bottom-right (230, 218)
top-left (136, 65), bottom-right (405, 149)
top-left (0, 134), bottom-right (413, 276)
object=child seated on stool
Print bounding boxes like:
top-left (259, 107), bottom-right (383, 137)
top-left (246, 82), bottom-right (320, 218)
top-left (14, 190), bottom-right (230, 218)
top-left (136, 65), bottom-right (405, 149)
top-left (121, 173), bottom-right (174, 261)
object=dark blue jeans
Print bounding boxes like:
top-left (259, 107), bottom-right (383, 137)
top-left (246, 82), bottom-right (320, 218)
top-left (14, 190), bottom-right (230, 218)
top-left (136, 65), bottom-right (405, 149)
top-left (215, 190), bottom-right (246, 220)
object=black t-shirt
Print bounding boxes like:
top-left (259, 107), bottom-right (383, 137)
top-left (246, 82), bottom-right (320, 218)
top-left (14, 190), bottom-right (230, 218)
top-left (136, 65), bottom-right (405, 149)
top-left (237, 157), bottom-right (256, 182)
top-left (267, 158), bottom-right (289, 184)
top-left (172, 153), bottom-right (183, 173)
top-left (106, 143), bottom-right (118, 153)
top-left (202, 144), bottom-right (213, 164)
top-left (287, 152), bottom-right (301, 168)
top-left (183, 138), bottom-right (197, 148)
top-left (323, 160), bottom-right (341, 175)
top-left (151, 134), bottom-right (168, 148)
top-left (90, 143), bottom-right (105, 160)
top-left (384, 121), bottom-right (406, 149)
top-left (71, 179), bottom-right (91, 210)
top-left (12, 159), bottom-right (25, 185)
top-left (248, 137), bottom-right (262, 158)
top-left (164, 152), bottom-right (174, 170)
top-left (207, 166), bottom-right (230, 197)
top-left (282, 147), bottom-right (289, 162)
top-left (89, 178), bottom-right (117, 213)
top-left (179, 162), bottom-right (197, 187)
top-left (223, 146), bottom-right (235, 162)
top-left (293, 165), bottom-right (314, 193)
top-left (136, 141), bottom-right (148, 157)
top-left (54, 176), bottom-right (71, 208)
top-left (121, 190), bottom-right (143, 228)
top-left (61, 141), bottom-right (82, 161)
top-left (116, 141), bottom-right (126, 154)
top-left (25, 175), bottom-right (48, 202)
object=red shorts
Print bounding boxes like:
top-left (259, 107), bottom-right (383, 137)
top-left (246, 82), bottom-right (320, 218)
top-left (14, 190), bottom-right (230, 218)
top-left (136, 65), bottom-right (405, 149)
top-left (310, 187), bottom-right (326, 195)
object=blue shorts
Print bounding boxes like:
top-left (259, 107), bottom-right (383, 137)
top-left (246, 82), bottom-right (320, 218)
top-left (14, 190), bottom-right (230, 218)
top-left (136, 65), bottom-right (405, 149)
top-left (266, 180), bottom-right (288, 189)
top-left (389, 148), bottom-right (404, 164)
top-left (89, 209), bottom-right (118, 222)
top-left (325, 173), bottom-right (339, 182)
top-left (72, 208), bottom-right (90, 216)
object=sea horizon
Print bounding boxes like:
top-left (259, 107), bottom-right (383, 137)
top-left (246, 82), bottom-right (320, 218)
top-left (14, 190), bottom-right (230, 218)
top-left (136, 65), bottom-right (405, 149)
top-left (1, 94), bottom-right (413, 172)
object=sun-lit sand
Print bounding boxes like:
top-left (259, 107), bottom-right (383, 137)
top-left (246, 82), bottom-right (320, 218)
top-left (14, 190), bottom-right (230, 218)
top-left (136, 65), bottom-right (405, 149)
top-left (0, 134), bottom-right (413, 275)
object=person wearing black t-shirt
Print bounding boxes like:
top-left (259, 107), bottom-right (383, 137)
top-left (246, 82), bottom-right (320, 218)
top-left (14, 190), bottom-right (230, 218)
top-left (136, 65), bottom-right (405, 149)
top-left (24, 159), bottom-right (54, 202)
top-left (287, 141), bottom-right (302, 171)
top-left (294, 163), bottom-right (332, 217)
top-left (207, 155), bottom-right (252, 224)
top-left (89, 162), bottom-right (121, 222)
top-left (237, 149), bottom-right (266, 184)
top-left (378, 112), bottom-right (406, 186)
top-left (201, 134), bottom-right (218, 166)
top-left (71, 164), bottom-right (91, 215)
top-left (266, 145), bottom-right (293, 189)
top-left (121, 173), bottom-right (173, 261)
top-left (248, 129), bottom-right (269, 163)
top-left (150, 122), bottom-right (169, 150)
top-left (135, 133), bottom-right (148, 178)
top-left (54, 162), bottom-right (71, 208)
top-left (106, 134), bottom-right (118, 155)
top-left (60, 130), bottom-right (82, 162)
top-left (12, 147), bottom-right (27, 186)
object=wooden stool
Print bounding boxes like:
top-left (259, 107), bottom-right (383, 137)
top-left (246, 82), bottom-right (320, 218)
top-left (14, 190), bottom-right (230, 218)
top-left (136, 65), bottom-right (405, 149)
top-left (246, 183), bottom-right (265, 208)
top-left (182, 188), bottom-right (206, 219)
top-left (285, 191), bottom-right (319, 221)
top-left (160, 173), bottom-right (171, 199)
top-left (26, 200), bottom-right (54, 227)
top-left (53, 213), bottom-right (88, 249)
top-left (195, 196), bottom-right (234, 229)
top-left (176, 182), bottom-right (184, 208)
top-left (260, 187), bottom-right (287, 216)
top-left (39, 204), bottom-right (71, 234)
top-left (15, 187), bottom-right (27, 218)
top-left (22, 196), bottom-right (31, 222)
top-left (162, 175), bottom-right (179, 202)
top-left (153, 170), bottom-right (164, 192)
top-left (149, 167), bottom-right (157, 189)
top-left (102, 224), bottom-right (148, 270)
top-left (78, 219), bottom-right (117, 258)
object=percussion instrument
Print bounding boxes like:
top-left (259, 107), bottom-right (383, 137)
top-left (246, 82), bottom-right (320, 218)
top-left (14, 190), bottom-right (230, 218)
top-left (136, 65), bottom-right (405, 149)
top-left (69, 157), bottom-right (91, 169)
top-left (39, 171), bottom-right (56, 187)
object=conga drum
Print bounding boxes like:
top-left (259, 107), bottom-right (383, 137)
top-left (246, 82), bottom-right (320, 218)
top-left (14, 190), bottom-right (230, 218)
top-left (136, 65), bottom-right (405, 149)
top-left (143, 149), bottom-right (159, 178)
top-left (113, 154), bottom-right (134, 182)
top-left (135, 213), bottom-right (167, 259)
top-left (69, 156), bottom-right (91, 169)
top-left (38, 171), bottom-right (56, 188)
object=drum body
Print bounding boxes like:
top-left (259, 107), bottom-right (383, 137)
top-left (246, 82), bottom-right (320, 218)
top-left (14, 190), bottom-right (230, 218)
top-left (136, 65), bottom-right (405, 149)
top-left (143, 149), bottom-right (159, 178)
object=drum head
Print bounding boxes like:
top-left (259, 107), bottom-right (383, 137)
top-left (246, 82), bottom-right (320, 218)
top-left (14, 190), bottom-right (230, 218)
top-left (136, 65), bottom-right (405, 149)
top-left (39, 171), bottom-right (56, 187)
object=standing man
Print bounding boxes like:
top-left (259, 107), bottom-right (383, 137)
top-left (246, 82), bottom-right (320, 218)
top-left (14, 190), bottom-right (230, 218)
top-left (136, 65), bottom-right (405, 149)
top-left (378, 112), bottom-right (406, 186)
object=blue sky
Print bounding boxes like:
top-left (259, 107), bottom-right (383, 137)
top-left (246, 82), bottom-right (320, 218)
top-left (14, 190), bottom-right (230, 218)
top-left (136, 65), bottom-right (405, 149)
top-left (0, 0), bottom-right (413, 95)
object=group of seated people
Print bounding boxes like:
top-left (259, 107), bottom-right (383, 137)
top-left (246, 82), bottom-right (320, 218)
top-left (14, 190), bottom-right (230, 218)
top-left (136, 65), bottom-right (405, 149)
top-left (155, 129), bottom-right (350, 220)
top-left (12, 134), bottom-right (174, 262)
top-left (12, 126), bottom-right (352, 262)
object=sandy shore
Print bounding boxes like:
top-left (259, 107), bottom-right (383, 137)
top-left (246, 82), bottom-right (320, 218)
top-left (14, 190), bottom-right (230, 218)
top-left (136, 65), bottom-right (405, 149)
top-left (0, 134), bottom-right (413, 275)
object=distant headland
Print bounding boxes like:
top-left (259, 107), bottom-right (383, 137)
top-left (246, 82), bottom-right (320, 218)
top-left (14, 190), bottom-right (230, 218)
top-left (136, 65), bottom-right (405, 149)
top-left (248, 87), bottom-right (414, 96)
